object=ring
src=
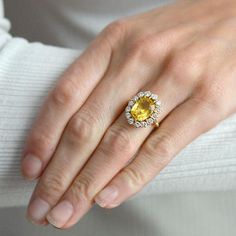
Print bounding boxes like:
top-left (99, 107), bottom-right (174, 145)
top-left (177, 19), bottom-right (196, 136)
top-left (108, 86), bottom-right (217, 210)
top-left (125, 91), bottom-right (162, 128)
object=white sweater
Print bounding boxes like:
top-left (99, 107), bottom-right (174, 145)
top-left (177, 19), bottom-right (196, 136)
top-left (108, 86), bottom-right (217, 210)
top-left (1, 0), bottom-right (236, 207)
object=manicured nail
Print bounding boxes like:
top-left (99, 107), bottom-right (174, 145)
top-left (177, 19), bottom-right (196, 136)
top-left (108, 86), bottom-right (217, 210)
top-left (95, 185), bottom-right (118, 207)
top-left (46, 200), bottom-right (74, 228)
top-left (22, 154), bottom-right (42, 180)
top-left (27, 198), bottom-right (50, 224)
top-left (105, 202), bottom-right (121, 208)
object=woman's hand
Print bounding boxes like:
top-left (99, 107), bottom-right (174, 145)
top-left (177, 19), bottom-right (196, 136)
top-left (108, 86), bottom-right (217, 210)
top-left (21, 0), bottom-right (236, 228)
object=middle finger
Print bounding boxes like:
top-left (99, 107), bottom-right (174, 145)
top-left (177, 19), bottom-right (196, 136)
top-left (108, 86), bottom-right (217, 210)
top-left (45, 68), bottom-right (192, 228)
top-left (26, 48), bottom-right (166, 224)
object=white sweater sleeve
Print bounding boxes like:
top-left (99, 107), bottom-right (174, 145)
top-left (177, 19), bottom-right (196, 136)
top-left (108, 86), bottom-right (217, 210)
top-left (0, 1), bottom-right (236, 207)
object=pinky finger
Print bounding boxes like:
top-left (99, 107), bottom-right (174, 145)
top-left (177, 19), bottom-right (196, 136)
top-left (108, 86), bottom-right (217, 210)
top-left (94, 96), bottom-right (221, 208)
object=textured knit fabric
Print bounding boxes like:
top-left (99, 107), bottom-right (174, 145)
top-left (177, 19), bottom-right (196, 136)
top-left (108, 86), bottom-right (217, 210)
top-left (0, 0), bottom-right (236, 207)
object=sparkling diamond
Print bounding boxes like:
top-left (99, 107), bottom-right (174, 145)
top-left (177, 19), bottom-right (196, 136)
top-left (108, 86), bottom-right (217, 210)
top-left (144, 91), bottom-right (151, 97)
top-left (151, 112), bottom-right (158, 119)
top-left (142, 121), bottom-right (148, 127)
top-left (151, 94), bottom-right (158, 100)
top-left (135, 121), bottom-right (141, 128)
top-left (125, 106), bottom-right (131, 112)
top-left (128, 118), bottom-right (134, 124)
top-left (128, 100), bottom-right (135, 106)
top-left (137, 92), bottom-right (144, 97)
top-left (147, 118), bottom-right (154, 125)
top-left (125, 112), bottom-right (131, 119)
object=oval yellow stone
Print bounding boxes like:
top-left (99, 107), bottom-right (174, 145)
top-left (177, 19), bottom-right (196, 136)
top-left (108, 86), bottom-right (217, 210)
top-left (131, 97), bottom-right (155, 122)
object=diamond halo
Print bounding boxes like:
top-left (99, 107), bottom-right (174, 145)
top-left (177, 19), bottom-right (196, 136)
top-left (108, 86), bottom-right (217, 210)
top-left (125, 91), bottom-right (162, 128)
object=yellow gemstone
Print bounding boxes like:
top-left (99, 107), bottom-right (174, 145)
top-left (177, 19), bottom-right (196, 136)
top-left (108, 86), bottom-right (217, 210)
top-left (131, 97), bottom-right (155, 122)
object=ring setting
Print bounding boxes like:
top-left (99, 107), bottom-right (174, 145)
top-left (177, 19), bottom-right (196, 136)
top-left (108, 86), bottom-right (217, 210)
top-left (125, 91), bottom-right (161, 128)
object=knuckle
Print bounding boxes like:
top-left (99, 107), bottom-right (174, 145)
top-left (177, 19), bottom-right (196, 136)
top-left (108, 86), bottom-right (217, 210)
top-left (66, 101), bottom-right (103, 145)
top-left (206, 83), bottom-right (224, 105)
top-left (191, 80), bottom-right (225, 126)
top-left (102, 19), bottom-right (128, 43)
top-left (124, 32), bottom-right (170, 66)
top-left (71, 176), bottom-right (93, 202)
top-left (50, 79), bottom-right (77, 107)
top-left (66, 115), bottom-right (94, 144)
top-left (122, 166), bottom-right (146, 187)
top-left (130, 37), bottom-right (148, 53)
top-left (127, 36), bottom-right (156, 61)
top-left (144, 130), bottom-right (173, 164)
top-left (188, 96), bottom-right (217, 132)
top-left (167, 51), bottom-right (203, 85)
top-left (101, 125), bottom-right (135, 158)
top-left (38, 171), bottom-right (67, 204)
top-left (194, 79), bottom-right (224, 112)
top-left (168, 53), bottom-right (186, 74)
top-left (27, 131), bottom-right (54, 155)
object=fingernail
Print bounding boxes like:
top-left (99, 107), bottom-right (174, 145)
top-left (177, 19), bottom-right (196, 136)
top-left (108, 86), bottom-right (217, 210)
top-left (46, 200), bottom-right (74, 228)
top-left (106, 202), bottom-right (121, 209)
top-left (95, 185), bottom-right (118, 207)
top-left (27, 198), bottom-right (50, 224)
top-left (22, 154), bottom-right (42, 180)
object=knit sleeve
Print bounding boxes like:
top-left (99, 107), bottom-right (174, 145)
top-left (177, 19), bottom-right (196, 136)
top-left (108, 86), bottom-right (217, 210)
top-left (0, 2), bottom-right (79, 207)
top-left (0, 1), bottom-right (236, 207)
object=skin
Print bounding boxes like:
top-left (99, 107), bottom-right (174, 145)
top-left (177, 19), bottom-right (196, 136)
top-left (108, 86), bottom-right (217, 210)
top-left (21, 0), bottom-right (236, 229)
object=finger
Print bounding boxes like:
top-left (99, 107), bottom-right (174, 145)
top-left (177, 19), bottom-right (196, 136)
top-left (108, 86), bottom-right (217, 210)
top-left (26, 25), bottom-right (198, 225)
top-left (94, 95), bottom-right (220, 208)
top-left (44, 72), bottom-right (191, 229)
top-left (25, 52), bottom-right (159, 225)
top-left (21, 28), bottom-right (113, 180)
top-left (26, 25), bottom-right (179, 225)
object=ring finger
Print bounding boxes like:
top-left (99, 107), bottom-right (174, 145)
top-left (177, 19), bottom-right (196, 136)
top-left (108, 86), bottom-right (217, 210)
top-left (44, 68), bottom-right (193, 228)
top-left (25, 50), bottom-right (164, 225)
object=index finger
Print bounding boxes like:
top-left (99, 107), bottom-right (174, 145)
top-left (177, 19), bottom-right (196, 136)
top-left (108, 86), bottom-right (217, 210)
top-left (21, 28), bottom-right (114, 180)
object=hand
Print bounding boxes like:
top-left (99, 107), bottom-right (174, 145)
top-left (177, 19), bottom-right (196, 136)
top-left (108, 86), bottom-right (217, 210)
top-left (21, 0), bottom-right (236, 228)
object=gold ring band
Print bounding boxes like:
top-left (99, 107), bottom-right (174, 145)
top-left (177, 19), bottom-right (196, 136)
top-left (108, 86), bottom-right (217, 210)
top-left (125, 91), bottom-right (161, 128)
